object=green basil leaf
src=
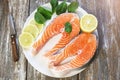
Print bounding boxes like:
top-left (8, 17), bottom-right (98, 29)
top-left (34, 12), bottom-right (46, 24)
top-left (50, 0), bottom-right (58, 13)
top-left (68, 1), bottom-right (79, 12)
top-left (37, 6), bottom-right (52, 19)
top-left (65, 22), bottom-right (72, 33)
top-left (56, 0), bottom-right (67, 15)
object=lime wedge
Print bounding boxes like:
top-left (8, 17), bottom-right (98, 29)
top-left (19, 32), bottom-right (34, 48)
top-left (23, 24), bottom-right (39, 38)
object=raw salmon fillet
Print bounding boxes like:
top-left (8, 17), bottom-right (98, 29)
top-left (49, 33), bottom-right (97, 72)
top-left (32, 13), bottom-right (80, 55)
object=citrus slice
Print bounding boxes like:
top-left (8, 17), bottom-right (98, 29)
top-left (29, 19), bottom-right (43, 32)
top-left (80, 14), bottom-right (98, 33)
top-left (22, 24), bottom-right (39, 38)
top-left (19, 32), bottom-right (34, 48)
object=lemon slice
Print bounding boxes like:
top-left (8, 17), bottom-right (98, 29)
top-left (29, 19), bottom-right (43, 32)
top-left (23, 24), bottom-right (39, 38)
top-left (80, 14), bottom-right (98, 33)
top-left (19, 32), bottom-right (34, 48)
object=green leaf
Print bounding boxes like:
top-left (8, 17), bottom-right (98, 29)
top-left (37, 6), bottom-right (52, 19)
top-left (50, 0), bottom-right (58, 13)
top-left (65, 22), bottom-right (72, 33)
top-left (68, 1), bottom-right (79, 12)
top-left (56, 0), bottom-right (67, 15)
top-left (34, 12), bottom-right (46, 24)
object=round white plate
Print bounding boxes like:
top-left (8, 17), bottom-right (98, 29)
top-left (23, 2), bottom-right (98, 78)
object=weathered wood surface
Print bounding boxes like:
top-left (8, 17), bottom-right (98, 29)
top-left (0, 0), bottom-right (120, 80)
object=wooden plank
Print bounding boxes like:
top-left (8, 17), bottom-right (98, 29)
top-left (77, 0), bottom-right (99, 80)
top-left (0, 0), bottom-right (29, 80)
top-left (9, 0), bottom-right (30, 79)
top-left (0, 1), bottom-right (13, 80)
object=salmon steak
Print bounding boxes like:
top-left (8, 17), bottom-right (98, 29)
top-left (32, 13), bottom-right (80, 55)
top-left (49, 33), bottom-right (97, 72)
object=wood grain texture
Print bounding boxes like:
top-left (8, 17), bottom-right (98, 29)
top-left (0, 0), bottom-right (120, 80)
top-left (0, 0), bottom-right (29, 80)
top-left (9, 0), bottom-right (29, 79)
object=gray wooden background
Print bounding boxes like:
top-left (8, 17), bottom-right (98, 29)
top-left (0, 0), bottom-right (120, 80)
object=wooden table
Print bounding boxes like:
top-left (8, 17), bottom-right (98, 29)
top-left (0, 0), bottom-right (120, 80)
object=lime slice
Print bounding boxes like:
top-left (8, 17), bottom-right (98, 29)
top-left (19, 32), bottom-right (34, 48)
top-left (23, 24), bottom-right (39, 38)
top-left (80, 14), bottom-right (98, 33)
top-left (29, 19), bottom-right (43, 32)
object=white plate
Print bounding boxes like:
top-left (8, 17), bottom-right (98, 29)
top-left (23, 2), bottom-right (98, 78)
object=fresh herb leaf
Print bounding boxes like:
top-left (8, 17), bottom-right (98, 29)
top-left (50, 0), bottom-right (58, 13)
top-left (68, 1), bottom-right (79, 12)
top-left (34, 12), bottom-right (46, 24)
top-left (56, 0), bottom-right (67, 15)
top-left (65, 22), bottom-right (72, 33)
top-left (37, 6), bottom-right (52, 19)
